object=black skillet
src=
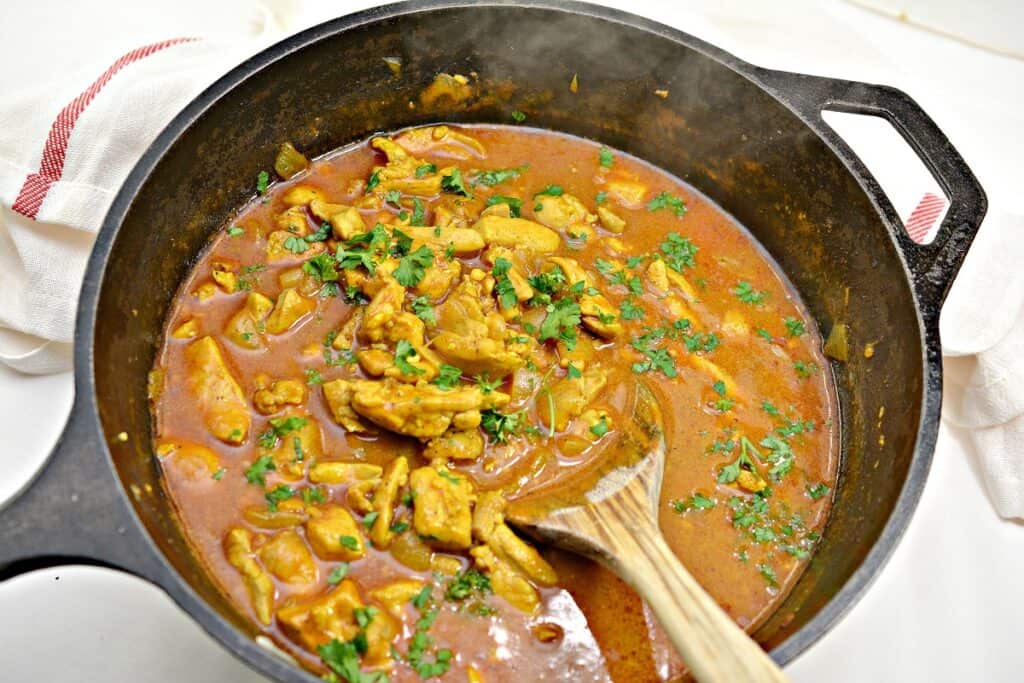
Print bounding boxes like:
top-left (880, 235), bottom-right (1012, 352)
top-left (0, 1), bottom-right (986, 680)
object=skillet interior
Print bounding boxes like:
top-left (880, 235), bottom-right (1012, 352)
top-left (91, 3), bottom-right (924, 665)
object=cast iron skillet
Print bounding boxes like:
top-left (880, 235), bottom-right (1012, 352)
top-left (0, 1), bottom-right (986, 680)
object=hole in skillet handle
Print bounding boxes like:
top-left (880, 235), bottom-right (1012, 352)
top-left (755, 68), bottom-right (988, 311)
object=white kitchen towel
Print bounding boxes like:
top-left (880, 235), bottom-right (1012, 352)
top-left (1, 0), bottom-right (1021, 519)
top-left (0, 0), bottom-right (302, 374)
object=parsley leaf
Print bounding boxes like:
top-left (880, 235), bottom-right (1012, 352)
top-left (244, 455), bottom-right (276, 486)
top-left (257, 416), bottom-right (308, 449)
top-left (660, 232), bottom-right (697, 271)
top-left (227, 225), bottom-right (245, 237)
top-left (410, 295), bottom-right (436, 325)
top-left (807, 483), bottom-right (830, 500)
top-left (305, 368), bottom-right (323, 385)
top-left (473, 165), bottom-right (528, 187)
top-left (283, 235), bottom-right (309, 254)
top-left (339, 535), bottom-right (360, 551)
top-left (485, 195), bottom-right (523, 217)
top-left (393, 245), bottom-right (434, 287)
top-left (589, 416), bottom-right (610, 437)
top-left (538, 297), bottom-right (581, 344)
top-left (598, 146), bottom-right (614, 168)
top-left (303, 253), bottom-right (339, 282)
top-left (432, 364), bottom-right (463, 390)
top-left (511, 109), bottom-right (526, 123)
top-left (327, 563), bottom-right (350, 585)
top-left (365, 170), bottom-right (380, 193)
top-left (492, 257), bottom-right (519, 309)
top-left (784, 317), bottom-right (806, 337)
top-left (445, 569), bottom-right (492, 601)
top-left (595, 191), bottom-right (608, 204)
top-left (410, 197), bottom-right (426, 226)
top-left (481, 409), bottom-right (524, 443)
top-left (394, 339), bottom-right (425, 376)
top-left (415, 163), bottom-right (437, 178)
top-left (734, 281), bottom-right (767, 305)
top-left (256, 170), bottom-right (270, 195)
top-left (647, 191), bottom-right (687, 216)
top-left (440, 168), bottom-right (472, 197)
top-left (534, 184), bottom-right (564, 198)
top-left (265, 484), bottom-right (294, 512)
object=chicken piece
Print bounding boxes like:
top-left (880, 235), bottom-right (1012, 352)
top-left (266, 230), bottom-right (326, 262)
top-left (349, 378), bottom-right (509, 440)
top-left (275, 205), bottom-right (310, 234)
top-left (309, 461), bottom-right (383, 485)
top-left (665, 268), bottom-right (700, 302)
top-left (433, 192), bottom-right (485, 230)
top-left (225, 528), bottom-right (274, 624)
top-left (368, 456), bottom-right (410, 549)
top-left (400, 225), bottom-right (484, 253)
top-left (184, 337), bottom-right (250, 444)
top-left (347, 480), bottom-right (377, 514)
top-left (253, 378), bottom-right (306, 415)
top-left (539, 365), bottom-right (608, 432)
top-left (415, 257), bottom-right (461, 300)
top-left (597, 206), bottom-right (626, 233)
top-left (721, 310), bottom-right (751, 338)
top-left (244, 498), bottom-right (308, 529)
top-left (689, 355), bottom-right (741, 400)
top-left (473, 215), bottom-right (561, 253)
top-left (305, 505), bottom-right (366, 561)
top-left (225, 292), bottom-right (274, 350)
top-left (369, 579), bottom-right (426, 618)
top-left (309, 199), bottom-right (367, 241)
top-left (369, 136), bottom-right (443, 196)
top-left (259, 529), bottom-right (318, 586)
top-left (265, 288), bottom-right (315, 335)
top-left (737, 469), bottom-right (768, 494)
top-left (409, 466), bottom-right (475, 549)
top-left (394, 125), bottom-right (486, 159)
top-left (155, 440), bottom-right (221, 479)
top-left (472, 492), bottom-right (557, 586)
top-left (356, 348), bottom-right (391, 377)
top-left (277, 579), bottom-right (398, 666)
top-left (482, 247), bottom-right (534, 302)
top-left (423, 429), bottom-right (484, 461)
top-left (470, 544), bottom-right (541, 613)
top-left (281, 185), bottom-right (326, 207)
top-left (646, 259), bottom-right (670, 293)
top-left (432, 277), bottom-right (526, 378)
top-left (546, 256), bottom-right (621, 339)
top-left (265, 411), bottom-right (324, 481)
top-left (332, 310), bottom-right (363, 351)
top-left (195, 282), bottom-right (217, 301)
top-left (533, 193), bottom-right (597, 241)
top-left (605, 179), bottom-right (648, 207)
top-left (211, 261), bottom-right (238, 293)
top-left (556, 334), bottom-right (596, 370)
top-left (359, 280), bottom-right (409, 345)
top-left (173, 319), bottom-right (199, 339)
top-left (322, 379), bottom-right (377, 433)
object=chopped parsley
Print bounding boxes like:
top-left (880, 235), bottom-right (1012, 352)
top-left (244, 455), bottom-right (276, 486)
top-left (481, 409), bottom-right (524, 443)
top-left (473, 165), bottom-right (528, 187)
top-left (595, 191), bottom-right (608, 204)
top-left (303, 253), bottom-right (340, 282)
top-left (362, 511), bottom-right (379, 529)
top-left (670, 493), bottom-right (716, 513)
top-left (598, 146), bottom-right (614, 168)
top-left (365, 170), bottom-right (380, 193)
top-left (302, 486), bottom-right (327, 505)
top-left (492, 258), bottom-right (518, 309)
top-left (566, 363), bottom-right (582, 379)
top-left (211, 468), bottom-right (226, 481)
top-left (511, 109), bottom-right (527, 123)
top-left (756, 328), bottom-right (774, 342)
top-left (485, 195), bottom-right (523, 217)
top-left (538, 297), bottom-right (581, 348)
top-left (410, 295), bottom-right (436, 325)
top-left (807, 483), bottom-right (830, 500)
top-left (318, 638), bottom-right (386, 683)
top-left (432, 364), bottom-right (463, 390)
top-left (265, 485), bottom-right (294, 512)
top-left (440, 168), bottom-right (472, 197)
top-left (327, 563), bottom-right (350, 585)
top-left (393, 245), bottom-right (434, 287)
top-left (647, 191), bottom-right (687, 216)
top-left (394, 339), bottom-right (425, 376)
top-left (476, 375), bottom-right (503, 394)
top-left (589, 416), bottom-right (610, 438)
top-left (255, 170), bottom-right (269, 195)
top-left (305, 368), bottom-right (323, 385)
top-left (794, 360), bottom-right (816, 378)
top-left (631, 328), bottom-right (677, 378)
top-left (660, 232), bottom-right (697, 271)
top-left (410, 197), bottom-right (426, 226)
top-left (445, 569), bottom-right (492, 601)
top-left (339, 535), bottom-right (360, 551)
top-left (713, 380), bottom-right (727, 396)
top-left (619, 298), bottom-right (645, 320)
top-left (283, 235), bottom-right (309, 254)
top-left (534, 184), bottom-right (564, 198)
top-left (257, 416), bottom-right (308, 449)
top-left (733, 281), bottom-right (767, 305)
top-left (414, 163), bottom-right (437, 178)
top-left (227, 226), bottom-right (245, 237)
top-left (784, 317), bottom-right (806, 337)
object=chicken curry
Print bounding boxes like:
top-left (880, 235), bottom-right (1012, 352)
top-left (151, 124), bottom-right (838, 682)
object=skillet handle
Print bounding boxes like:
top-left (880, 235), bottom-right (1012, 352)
top-left (0, 405), bottom-right (162, 582)
top-left (756, 69), bottom-right (987, 310)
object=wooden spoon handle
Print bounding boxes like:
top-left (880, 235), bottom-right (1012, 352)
top-left (601, 515), bottom-right (789, 683)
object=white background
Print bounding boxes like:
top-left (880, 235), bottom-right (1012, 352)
top-left (1, 1), bottom-right (1023, 681)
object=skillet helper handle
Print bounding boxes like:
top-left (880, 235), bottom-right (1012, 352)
top-left (0, 406), bottom-right (161, 581)
top-left (757, 69), bottom-right (987, 308)
top-left (609, 517), bottom-right (788, 683)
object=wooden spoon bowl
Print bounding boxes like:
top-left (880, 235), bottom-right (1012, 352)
top-left (507, 383), bottom-right (788, 683)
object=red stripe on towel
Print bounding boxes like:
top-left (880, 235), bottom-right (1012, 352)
top-left (905, 192), bottom-right (948, 243)
top-left (11, 37), bottom-right (196, 219)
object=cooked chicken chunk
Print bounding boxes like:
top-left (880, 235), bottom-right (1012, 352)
top-left (259, 529), bottom-right (318, 586)
top-left (322, 379), bottom-right (376, 433)
top-left (184, 336), bottom-right (250, 444)
top-left (369, 579), bottom-right (427, 618)
top-left (534, 192), bottom-right (597, 241)
top-left (224, 528), bottom-right (274, 625)
top-left (423, 429), bottom-right (484, 461)
top-left (432, 277), bottom-right (527, 378)
top-left (368, 456), bottom-right (410, 549)
top-left (265, 288), bottom-right (315, 335)
top-left (410, 466), bottom-right (475, 549)
top-left (225, 292), bottom-right (274, 349)
top-left (305, 505), bottom-right (366, 561)
top-left (266, 411), bottom-right (324, 480)
top-left (308, 461), bottom-right (383, 485)
top-left (473, 215), bottom-right (561, 253)
top-left (253, 377), bottom-right (306, 415)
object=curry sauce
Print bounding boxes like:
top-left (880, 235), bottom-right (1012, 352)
top-left (151, 124), bottom-right (838, 682)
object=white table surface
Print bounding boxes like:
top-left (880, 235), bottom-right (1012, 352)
top-left (2, 1), bottom-right (1023, 681)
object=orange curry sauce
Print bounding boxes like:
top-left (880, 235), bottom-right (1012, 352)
top-left (151, 124), bottom-right (838, 682)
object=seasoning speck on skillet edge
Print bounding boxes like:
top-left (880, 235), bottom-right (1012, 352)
top-left (149, 124), bottom-right (838, 682)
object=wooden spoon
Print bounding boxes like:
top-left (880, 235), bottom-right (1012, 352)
top-left (506, 383), bottom-right (788, 683)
